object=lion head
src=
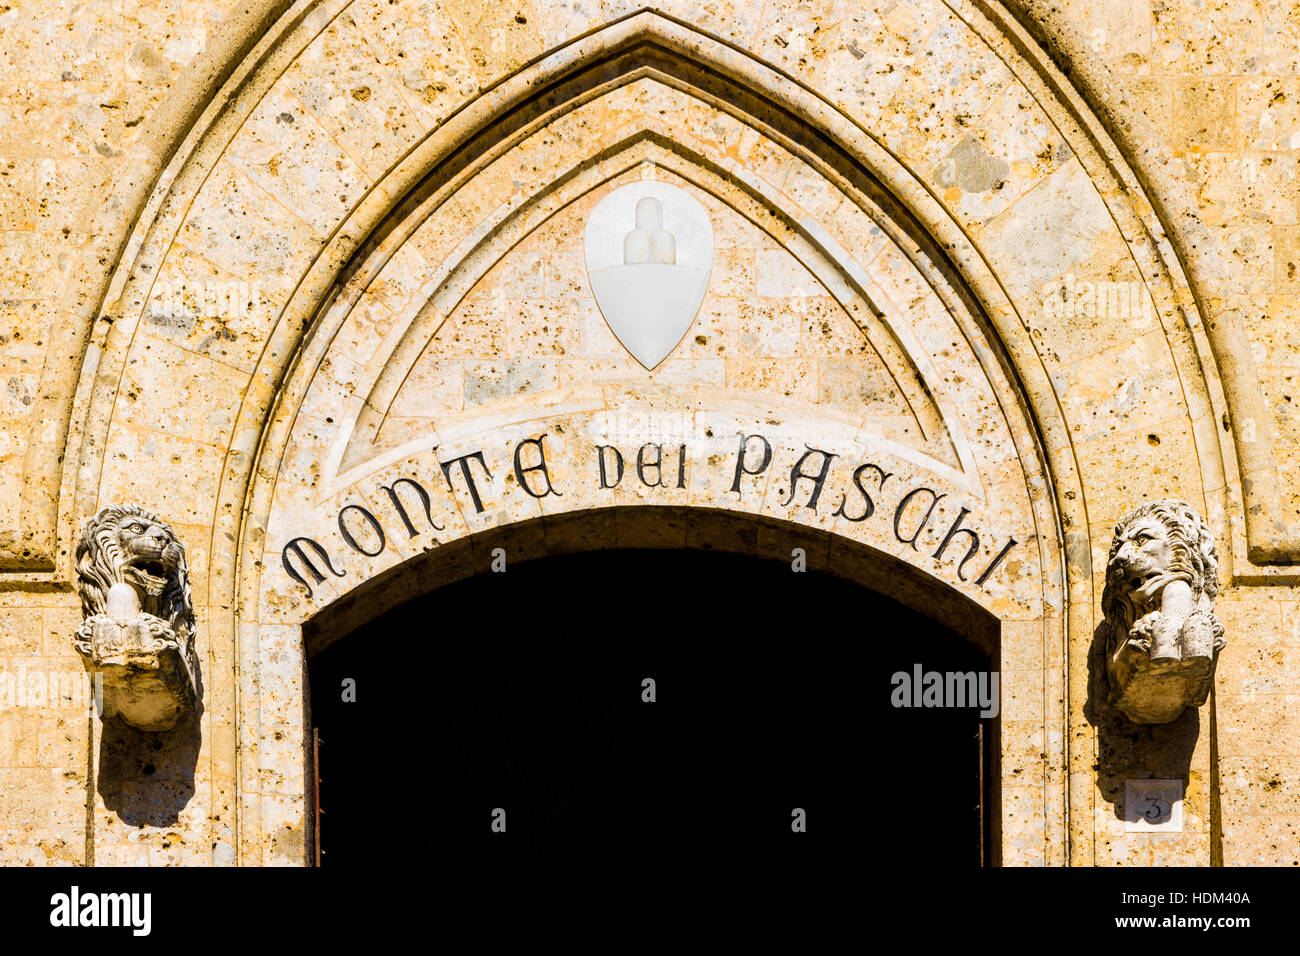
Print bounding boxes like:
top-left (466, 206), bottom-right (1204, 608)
top-left (75, 504), bottom-right (194, 640)
top-left (1101, 499), bottom-right (1219, 648)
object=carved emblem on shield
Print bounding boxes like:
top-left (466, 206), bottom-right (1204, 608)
top-left (584, 181), bottom-right (713, 370)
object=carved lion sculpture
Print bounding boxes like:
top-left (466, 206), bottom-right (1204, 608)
top-left (74, 505), bottom-right (198, 731)
top-left (1100, 499), bottom-right (1225, 723)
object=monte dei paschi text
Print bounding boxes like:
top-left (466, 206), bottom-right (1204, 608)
top-left (278, 432), bottom-right (1020, 599)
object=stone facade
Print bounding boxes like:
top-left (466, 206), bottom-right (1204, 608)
top-left (0, 0), bottom-right (1297, 866)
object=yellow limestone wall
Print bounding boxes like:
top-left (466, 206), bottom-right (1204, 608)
top-left (0, 0), bottom-right (1296, 866)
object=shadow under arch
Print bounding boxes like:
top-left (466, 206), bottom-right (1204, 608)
top-left (302, 505), bottom-right (1002, 867)
top-left (302, 506), bottom-right (999, 661)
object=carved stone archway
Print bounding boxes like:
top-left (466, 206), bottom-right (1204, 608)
top-left (229, 13), bottom-right (1060, 866)
top-left (44, 1), bottom-right (1254, 867)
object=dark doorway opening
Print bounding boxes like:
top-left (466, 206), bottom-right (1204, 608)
top-left (308, 548), bottom-right (997, 871)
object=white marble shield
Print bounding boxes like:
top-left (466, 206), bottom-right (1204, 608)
top-left (584, 182), bottom-right (713, 370)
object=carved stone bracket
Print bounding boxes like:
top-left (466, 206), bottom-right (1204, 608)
top-left (1102, 500), bottom-right (1226, 724)
top-left (73, 506), bottom-right (199, 732)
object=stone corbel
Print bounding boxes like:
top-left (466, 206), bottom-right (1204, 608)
top-left (73, 505), bottom-right (199, 732)
top-left (1102, 500), bottom-right (1226, 724)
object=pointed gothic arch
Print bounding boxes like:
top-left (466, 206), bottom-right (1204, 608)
top-left (28, 2), bottom-right (1260, 867)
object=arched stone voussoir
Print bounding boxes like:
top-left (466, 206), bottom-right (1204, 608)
top-left (42, 0), bottom-right (1261, 870)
